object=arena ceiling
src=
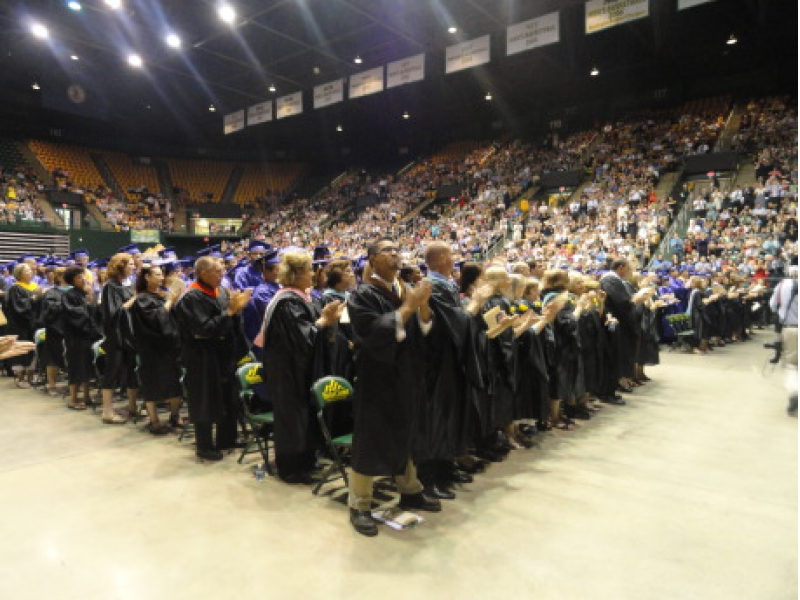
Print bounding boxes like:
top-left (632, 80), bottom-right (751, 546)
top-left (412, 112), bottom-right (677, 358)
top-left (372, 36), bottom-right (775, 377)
top-left (0, 0), bottom-right (793, 156)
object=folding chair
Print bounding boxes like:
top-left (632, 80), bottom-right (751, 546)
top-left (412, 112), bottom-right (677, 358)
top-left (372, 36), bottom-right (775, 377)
top-left (310, 376), bottom-right (354, 495)
top-left (235, 362), bottom-right (274, 474)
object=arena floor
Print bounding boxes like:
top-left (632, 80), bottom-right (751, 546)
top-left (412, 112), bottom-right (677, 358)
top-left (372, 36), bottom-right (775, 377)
top-left (0, 330), bottom-right (796, 600)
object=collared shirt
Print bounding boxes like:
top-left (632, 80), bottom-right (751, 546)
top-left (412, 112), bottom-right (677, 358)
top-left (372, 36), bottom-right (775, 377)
top-left (370, 273), bottom-right (432, 341)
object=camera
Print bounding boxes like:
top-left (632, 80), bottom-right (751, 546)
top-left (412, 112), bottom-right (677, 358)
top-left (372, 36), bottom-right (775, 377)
top-left (764, 340), bottom-right (783, 364)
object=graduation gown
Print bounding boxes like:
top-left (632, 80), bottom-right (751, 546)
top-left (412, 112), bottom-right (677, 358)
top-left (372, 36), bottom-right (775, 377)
top-left (174, 287), bottom-right (245, 424)
top-left (347, 282), bottom-right (428, 476)
top-left (99, 280), bottom-right (137, 389)
top-left (579, 308), bottom-right (603, 397)
top-left (262, 291), bottom-right (330, 476)
top-left (242, 280), bottom-right (280, 344)
top-left (549, 300), bottom-right (581, 401)
top-left (482, 295), bottom-right (516, 430)
top-left (233, 264), bottom-right (263, 291)
top-left (417, 275), bottom-right (476, 461)
top-left (5, 283), bottom-right (39, 368)
top-left (39, 286), bottom-right (68, 369)
top-left (514, 301), bottom-right (549, 421)
top-left (62, 287), bottom-right (101, 384)
top-left (600, 274), bottom-right (638, 379)
top-left (637, 304), bottom-right (660, 365)
top-left (130, 293), bottom-right (183, 402)
top-left (321, 290), bottom-right (356, 381)
top-left (687, 289), bottom-right (706, 343)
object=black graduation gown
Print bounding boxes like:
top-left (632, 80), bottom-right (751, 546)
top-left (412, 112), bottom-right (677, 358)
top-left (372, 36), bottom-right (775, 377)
top-left (39, 287), bottom-right (67, 369)
top-left (320, 291), bottom-right (356, 382)
top-left (62, 287), bottom-right (101, 384)
top-left (417, 277), bottom-right (476, 462)
top-left (262, 293), bottom-right (330, 477)
top-left (600, 274), bottom-right (638, 379)
top-left (482, 295), bottom-right (515, 430)
top-left (579, 309), bottom-right (603, 397)
top-left (688, 290), bottom-right (706, 343)
top-left (130, 293), bottom-right (183, 402)
top-left (549, 300), bottom-right (581, 401)
top-left (347, 282), bottom-right (428, 476)
top-left (99, 280), bottom-right (137, 389)
top-left (5, 283), bottom-right (39, 368)
top-left (514, 302), bottom-right (549, 421)
top-left (173, 288), bottom-right (244, 424)
top-left (637, 304), bottom-right (660, 365)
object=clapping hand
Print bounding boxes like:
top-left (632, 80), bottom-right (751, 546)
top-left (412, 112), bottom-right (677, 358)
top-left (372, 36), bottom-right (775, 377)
top-left (228, 288), bottom-right (252, 315)
top-left (318, 300), bottom-right (344, 327)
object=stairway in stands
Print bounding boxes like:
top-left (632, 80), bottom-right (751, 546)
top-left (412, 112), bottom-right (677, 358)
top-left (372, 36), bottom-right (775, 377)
top-left (155, 161), bottom-right (174, 198)
top-left (0, 230), bottom-right (70, 262)
top-left (221, 165), bottom-right (244, 203)
top-left (90, 153), bottom-right (125, 199)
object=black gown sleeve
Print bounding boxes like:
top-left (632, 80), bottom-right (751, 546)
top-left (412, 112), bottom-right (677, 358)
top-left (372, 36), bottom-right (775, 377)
top-left (7, 285), bottom-right (36, 330)
top-left (348, 287), bottom-right (405, 365)
top-left (131, 294), bottom-right (179, 348)
top-left (174, 290), bottom-right (233, 339)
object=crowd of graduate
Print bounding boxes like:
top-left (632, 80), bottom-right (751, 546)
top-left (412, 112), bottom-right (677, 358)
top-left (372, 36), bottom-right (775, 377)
top-left (0, 230), bottom-right (784, 536)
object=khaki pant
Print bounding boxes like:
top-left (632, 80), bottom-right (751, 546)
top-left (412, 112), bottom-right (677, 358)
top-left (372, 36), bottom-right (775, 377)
top-left (348, 460), bottom-right (424, 510)
top-left (783, 327), bottom-right (798, 367)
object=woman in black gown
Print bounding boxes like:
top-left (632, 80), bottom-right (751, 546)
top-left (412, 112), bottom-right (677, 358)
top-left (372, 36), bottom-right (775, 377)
top-left (62, 267), bottom-right (101, 409)
top-left (99, 253), bottom-right (139, 424)
top-left (39, 267), bottom-right (69, 396)
top-left (261, 249), bottom-right (342, 484)
top-left (5, 262), bottom-right (42, 388)
top-left (687, 277), bottom-right (709, 354)
top-left (130, 265), bottom-right (184, 435)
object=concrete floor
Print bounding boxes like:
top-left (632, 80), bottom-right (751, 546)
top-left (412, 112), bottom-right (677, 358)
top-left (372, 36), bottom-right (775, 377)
top-left (0, 331), bottom-right (796, 600)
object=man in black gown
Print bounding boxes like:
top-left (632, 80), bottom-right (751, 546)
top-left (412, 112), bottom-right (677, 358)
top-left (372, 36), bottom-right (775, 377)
top-left (346, 238), bottom-right (441, 537)
top-left (173, 257), bottom-right (251, 461)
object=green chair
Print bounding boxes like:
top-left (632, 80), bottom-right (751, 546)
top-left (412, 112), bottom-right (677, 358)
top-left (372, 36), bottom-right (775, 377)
top-left (33, 329), bottom-right (47, 391)
top-left (90, 339), bottom-right (106, 411)
top-left (310, 376), bottom-right (354, 496)
top-left (235, 362), bottom-right (274, 474)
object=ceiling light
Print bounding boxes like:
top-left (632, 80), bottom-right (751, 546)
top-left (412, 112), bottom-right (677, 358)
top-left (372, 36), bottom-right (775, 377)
top-left (30, 23), bottom-right (49, 40)
top-left (485, 92), bottom-right (492, 101)
top-left (313, 66), bottom-right (320, 75)
top-left (354, 55), bottom-right (362, 64)
top-left (590, 66), bottom-right (599, 76)
top-left (165, 33), bottom-right (181, 48)
top-left (218, 4), bottom-right (236, 24)
top-left (209, 104), bottom-right (216, 112)
top-left (336, 125), bottom-right (343, 132)
top-left (402, 111), bottom-right (410, 119)
top-left (104, 0), bottom-right (122, 9)
top-left (727, 34), bottom-right (737, 45)
top-left (268, 84), bottom-right (276, 93)
top-left (67, 1), bottom-right (82, 11)
top-left (448, 26), bottom-right (458, 34)
top-left (70, 54), bottom-right (79, 61)
top-left (32, 82), bottom-right (40, 90)
top-left (127, 53), bottom-right (143, 68)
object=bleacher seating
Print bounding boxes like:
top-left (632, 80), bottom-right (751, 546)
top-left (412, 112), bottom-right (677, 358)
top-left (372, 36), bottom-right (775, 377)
top-left (167, 158), bottom-right (235, 203)
top-left (103, 152), bottom-right (161, 200)
top-left (28, 140), bottom-right (105, 191)
top-left (235, 162), bottom-right (305, 205)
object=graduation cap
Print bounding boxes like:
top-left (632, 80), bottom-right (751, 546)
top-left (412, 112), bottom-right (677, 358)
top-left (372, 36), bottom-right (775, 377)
top-left (253, 248), bottom-right (280, 268)
top-left (158, 246), bottom-right (178, 259)
top-left (43, 258), bottom-right (61, 268)
top-left (89, 258), bottom-right (110, 269)
top-left (248, 239), bottom-right (271, 253)
top-left (17, 254), bottom-right (36, 263)
top-left (118, 244), bottom-right (141, 255)
top-left (178, 257), bottom-right (196, 268)
top-left (70, 248), bottom-right (89, 260)
top-left (196, 244), bottom-right (222, 258)
top-left (312, 245), bottom-right (331, 266)
top-left (418, 262), bottom-right (428, 275)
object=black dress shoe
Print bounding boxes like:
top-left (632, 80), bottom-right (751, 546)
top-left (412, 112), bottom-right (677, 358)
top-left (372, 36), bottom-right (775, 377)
top-left (617, 385), bottom-right (634, 394)
top-left (196, 449), bottom-right (224, 461)
top-left (519, 423), bottom-right (538, 436)
top-left (475, 448), bottom-right (505, 462)
top-left (399, 492), bottom-right (442, 512)
top-left (423, 484), bottom-right (456, 500)
top-left (455, 461), bottom-right (485, 475)
top-left (280, 472), bottom-right (316, 485)
top-left (600, 396), bottom-right (626, 405)
top-left (349, 509), bottom-right (379, 537)
top-left (444, 470), bottom-right (473, 484)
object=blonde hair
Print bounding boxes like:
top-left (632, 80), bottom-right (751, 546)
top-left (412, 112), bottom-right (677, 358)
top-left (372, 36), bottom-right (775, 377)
top-left (277, 251), bottom-right (312, 287)
top-left (107, 253), bottom-right (132, 281)
top-left (522, 278), bottom-right (540, 297)
top-left (542, 269), bottom-right (568, 291)
top-left (483, 265), bottom-right (510, 294)
top-left (509, 273), bottom-right (526, 298)
top-left (12, 262), bottom-right (30, 281)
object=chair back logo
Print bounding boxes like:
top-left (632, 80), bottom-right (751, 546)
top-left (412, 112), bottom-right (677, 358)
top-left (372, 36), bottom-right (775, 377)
top-left (244, 366), bottom-right (262, 385)
top-left (322, 379), bottom-right (349, 402)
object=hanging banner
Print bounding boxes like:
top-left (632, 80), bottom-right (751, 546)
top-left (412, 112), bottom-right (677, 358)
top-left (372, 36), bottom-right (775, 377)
top-left (678, 0), bottom-right (715, 9)
top-left (507, 12), bottom-right (560, 56)
top-left (585, 0), bottom-right (649, 34)
top-left (276, 92), bottom-right (303, 119)
top-left (223, 110), bottom-right (245, 135)
top-left (386, 54), bottom-right (425, 89)
top-left (446, 35), bottom-right (491, 74)
top-left (349, 67), bottom-right (384, 99)
top-left (314, 79), bottom-right (344, 109)
top-left (247, 101), bottom-right (273, 126)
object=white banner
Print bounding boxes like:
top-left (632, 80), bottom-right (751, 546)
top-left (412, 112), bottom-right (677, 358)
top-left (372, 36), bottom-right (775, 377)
top-left (313, 79), bottom-right (344, 109)
top-left (247, 101), bottom-right (272, 126)
top-left (507, 12), bottom-right (560, 56)
top-left (276, 92), bottom-right (303, 119)
top-left (585, 0), bottom-right (649, 34)
top-left (386, 54), bottom-right (425, 89)
top-left (223, 110), bottom-right (245, 135)
top-left (446, 35), bottom-right (491, 74)
top-left (678, 0), bottom-right (715, 9)
top-left (349, 67), bottom-right (384, 99)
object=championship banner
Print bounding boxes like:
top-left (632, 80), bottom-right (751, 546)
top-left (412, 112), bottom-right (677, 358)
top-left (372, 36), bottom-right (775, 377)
top-left (678, 0), bottom-right (715, 9)
top-left (276, 92), bottom-right (303, 119)
top-left (349, 67), bottom-right (384, 99)
top-left (313, 79), bottom-right (344, 109)
top-left (223, 110), bottom-right (245, 135)
top-left (247, 101), bottom-right (273, 126)
top-left (446, 35), bottom-right (491, 74)
top-left (585, 0), bottom-right (649, 34)
top-left (386, 54), bottom-right (425, 89)
top-left (131, 229), bottom-right (160, 244)
top-left (506, 12), bottom-right (560, 56)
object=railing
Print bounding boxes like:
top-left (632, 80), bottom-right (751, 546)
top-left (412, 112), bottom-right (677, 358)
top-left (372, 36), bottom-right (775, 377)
top-left (647, 169), bottom-right (690, 269)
